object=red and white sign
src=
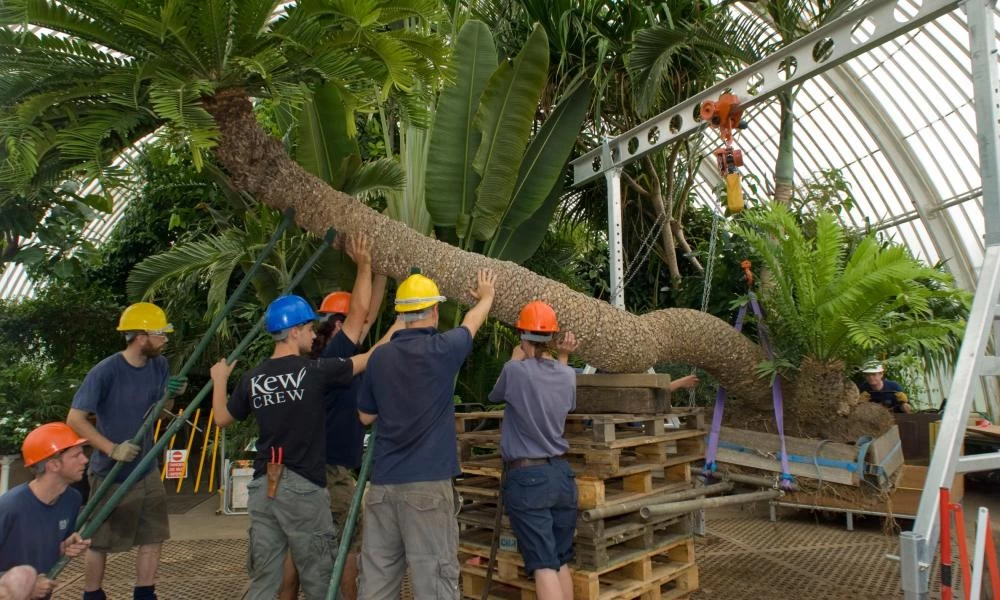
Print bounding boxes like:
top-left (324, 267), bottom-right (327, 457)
top-left (165, 449), bottom-right (188, 479)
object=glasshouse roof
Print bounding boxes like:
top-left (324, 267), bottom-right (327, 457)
top-left (0, 4), bottom-right (995, 300)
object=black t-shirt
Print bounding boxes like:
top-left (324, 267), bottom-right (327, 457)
top-left (321, 330), bottom-right (365, 469)
top-left (228, 355), bottom-right (354, 486)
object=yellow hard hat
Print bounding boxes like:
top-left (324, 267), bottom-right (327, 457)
top-left (395, 269), bottom-right (446, 313)
top-left (117, 302), bottom-right (174, 333)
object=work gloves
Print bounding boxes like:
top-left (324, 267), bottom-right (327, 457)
top-left (166, 375), bottom-right (188, 397)
top-left (109, 442), bottom-right (141, 462)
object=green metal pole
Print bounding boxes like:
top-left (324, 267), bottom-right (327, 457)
top-left (326, 425), bottom-right (376, 600)
top-left (50, 228), bottom-right (337, 579)
top-left (75, 208), bottom-right (296, 529)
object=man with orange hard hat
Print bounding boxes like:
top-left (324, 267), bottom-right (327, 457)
top-left (0, 423), bottom-right (92, 598)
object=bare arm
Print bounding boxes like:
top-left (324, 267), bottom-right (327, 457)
top-left (360, 274), bottom-right (387, 340)
top-left (554, 331), bottom-right (579, 366)
top-left (210, 359), bottom-right (237, 427)
top-left (358, 411), bottom-right (377, 425)
top-left (669, 374), bottom-right (700, 392)
top-left (341, 234), bottom-right (372, 344)
top-left (66, 409), bottom-right (114, 455)
top-left (460, 269), bottom-right (497, 339)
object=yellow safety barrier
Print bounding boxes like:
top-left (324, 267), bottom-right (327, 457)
top-left (194, 408), bottom-right (214, 493)
top-left (176, 408), bottom-right (201, 493)
top-left (208, 425), bottom-right (221, 493)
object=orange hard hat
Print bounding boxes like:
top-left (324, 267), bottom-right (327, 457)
top-left (319, 291), bottom-right (351, 315)
top-left (22, 423), bottom-right (87, 467)
top-left (516, 301), bottom-right (559, 337)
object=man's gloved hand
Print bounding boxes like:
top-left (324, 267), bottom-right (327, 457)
top-left (859, 391), bottom-right (871, 402)
top-left (109, 442), bottom-right (140, 463)
top-left (166, 375), bottom-right (188, 398)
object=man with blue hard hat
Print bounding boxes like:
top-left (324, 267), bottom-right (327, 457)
top-left (210, 260), bottom-right (393, 600)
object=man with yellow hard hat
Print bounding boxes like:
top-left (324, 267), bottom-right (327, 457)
top-left (0, 423), bottom-right (92, 599)
top-left (357, 267), bottom-right (497, 600)
top-left (66, 303), bottom-right (186, 600)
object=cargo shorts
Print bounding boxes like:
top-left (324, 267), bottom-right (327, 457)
top-left (358, 479), bottom-right (460, 600)
top-left (502, 458), bottom-right (578, 574)
top-left (326, 464), bottom-right (362, 552)
top-left (246, 468), bottom-right (339, 600)
top-left (87, 468), bottom-right (170, 554)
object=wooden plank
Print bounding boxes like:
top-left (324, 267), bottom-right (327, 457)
top-left (867, 425), bottom-right (904, 483)
top-left (719, 426), bottom-right (858, 462)
top-left (714, 446), bottom-right (858, 486)
top-left (717, 426), bottom-right (861, 486)
top-left (576, 373), bottom-right (673, 390)
top-left (575, 388), bottom-right (669, 415)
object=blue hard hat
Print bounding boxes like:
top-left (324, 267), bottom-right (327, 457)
top-left (264, 295), bottom-right (317, 333)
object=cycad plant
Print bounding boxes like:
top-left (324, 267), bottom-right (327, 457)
top-left (732, 203), bottom-right (968, 434)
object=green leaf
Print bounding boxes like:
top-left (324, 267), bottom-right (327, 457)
top-left (489, 82), bottom-right (592, 250)
top-left (425, 20), bottom-right (497, 236)
top-left (470, 25), bottom-right (549, 242)
top-left (295, 82), bottom-right (360, 188)
top-left (81, 193), bottom-right (113, 213)
top-left (490, 175), bottom-right (565, 264)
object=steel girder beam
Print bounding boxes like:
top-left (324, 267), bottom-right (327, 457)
top-left (571, 0), bottom-right (962, 186)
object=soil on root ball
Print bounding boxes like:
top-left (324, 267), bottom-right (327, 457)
top-left (719, 356), bottom-right (895, 443)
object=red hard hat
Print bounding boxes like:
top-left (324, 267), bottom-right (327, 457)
top-left (516, 301), bottom-right (559, 334)
top-left (22, 423), bottom-right (87, 467)
top-left (319, 291), bottom-right (351, 315)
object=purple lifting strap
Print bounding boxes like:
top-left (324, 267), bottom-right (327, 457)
top-left (703, 292), bottom-right (794, 489)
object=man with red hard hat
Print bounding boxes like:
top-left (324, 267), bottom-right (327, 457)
top-left (0, 423), bottom-right (92, 599)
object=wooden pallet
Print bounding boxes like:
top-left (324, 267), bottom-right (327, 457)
top-left (458, 462), bottom-right (692, 510)
top-left (459, 501), bottom-right (692, 571)
top-left (460, 531), bottom-right (697, 600)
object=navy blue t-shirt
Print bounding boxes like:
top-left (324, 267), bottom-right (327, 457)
top-left (358, 326), bottom-right (473, 485)
top-left (228, 355), bottom-right (354, 487)
top-left (0, 483), bottom-right (81, 574)
top-left (859, 379), bottom-right (907, 412)
top-left (321, 330), bottom-right (365, 469)
top-left (71, 353), bottom-right (169, 482)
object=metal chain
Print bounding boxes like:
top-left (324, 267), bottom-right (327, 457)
top-left (690, 210), bottom-right (722, 406)
top-left (608, 210), bottom-right (666, 302)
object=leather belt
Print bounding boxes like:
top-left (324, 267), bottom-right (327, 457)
top-left (505, 456), bottom-right (564, 470)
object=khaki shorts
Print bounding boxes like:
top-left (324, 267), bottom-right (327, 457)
top-left (358, 479), bottom-right (460, 600)
top-left (327, 465), bottom-right (362, 552)
top-left (88, 468), bottom-right (170, 553)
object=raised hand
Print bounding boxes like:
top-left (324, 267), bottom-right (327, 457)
top-left (346, 234), bottom-right (372, 267)
top-left (469, 269), bottom-right (497, 302)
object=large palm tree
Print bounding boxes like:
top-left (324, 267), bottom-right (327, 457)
top-left (2, 0), bottom-right (912, 437)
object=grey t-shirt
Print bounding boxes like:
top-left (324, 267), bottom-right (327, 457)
top-left (489, 358), bottom-right (575, 460)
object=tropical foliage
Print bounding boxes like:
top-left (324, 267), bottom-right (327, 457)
top-left (425, 20), bottom-right (592, 261)
top-left (733, 203), bottom-right (969, 373)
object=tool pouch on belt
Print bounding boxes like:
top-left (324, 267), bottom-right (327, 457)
top-left (266, 463), bottom-right (284, 498)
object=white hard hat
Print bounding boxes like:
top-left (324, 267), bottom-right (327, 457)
top-left (861, 362), bottom-right (884, 374)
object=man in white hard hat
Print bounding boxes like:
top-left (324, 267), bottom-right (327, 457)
top-left (858, 362), bottom-right (911, 414)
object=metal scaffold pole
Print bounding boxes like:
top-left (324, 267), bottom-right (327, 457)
top-left (901, 1), bottom-right (1000, 597)
top-left (49, 227), bottom-right (338, 579)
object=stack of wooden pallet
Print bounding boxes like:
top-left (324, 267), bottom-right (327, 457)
top-left (455, 374), bottom-right (704, 600)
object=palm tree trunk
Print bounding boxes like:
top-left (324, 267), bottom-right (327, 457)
top-left (204, 88), bottom-right (774, 403)
top-left (772, 91), bottom-right (796, 204)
